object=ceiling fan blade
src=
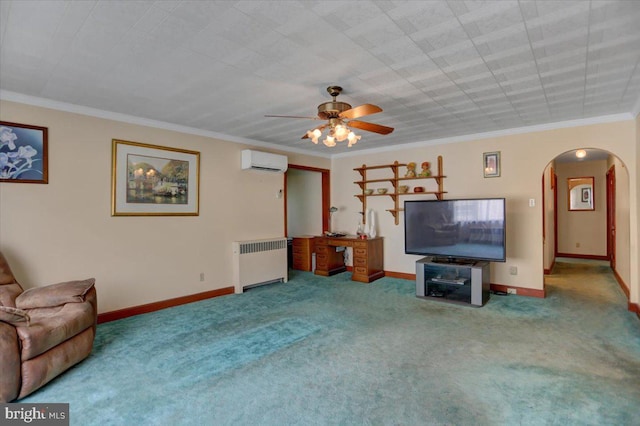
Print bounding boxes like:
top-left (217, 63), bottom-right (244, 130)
top-left (301, 124), bottom-right (328, 139)
top-left (339, 104), bottom-right (382, 120)
top-left (348, 120), bottom-right (394, 135)
top-left (265, 114), bottom-right (319, 120)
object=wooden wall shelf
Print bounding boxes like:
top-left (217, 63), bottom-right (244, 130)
top-left (353, 155), bottom-right (446, 225)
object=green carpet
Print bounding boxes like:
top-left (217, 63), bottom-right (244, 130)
top-left (21, 260), bottom-right (640, 425)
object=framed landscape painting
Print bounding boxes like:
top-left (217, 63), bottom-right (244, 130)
top-left (0, 121), bottom-right (48, 184)
top-left (111, 139), bottom-right (200, 216)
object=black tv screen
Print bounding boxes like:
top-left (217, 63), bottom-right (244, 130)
top-left (404, 198), bottom-right (506, 262)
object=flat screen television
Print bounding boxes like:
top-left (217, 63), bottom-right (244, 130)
top-left (404, 198), bottom-right (506, 262)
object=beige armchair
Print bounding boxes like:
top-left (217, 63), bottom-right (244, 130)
top-left (0, 251), bottom-right (97, 402)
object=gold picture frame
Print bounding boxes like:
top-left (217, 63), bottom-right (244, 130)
top-left (111, 139), bottom-right (200, 216)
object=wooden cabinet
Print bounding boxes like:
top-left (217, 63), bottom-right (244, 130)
top-left (314, 236), bottom-right (384, 283)
top-left (292, 237), bottom-right (314, 271)
top-left (351, 238), bottom-right (384, 283)
top-left (354, 155), bottom-right (446, 225)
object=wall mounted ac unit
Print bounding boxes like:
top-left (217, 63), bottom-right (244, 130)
top-left (241, 150), bottom-right (288, 173)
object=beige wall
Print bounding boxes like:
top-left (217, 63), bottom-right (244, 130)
top-left (331, 120), bottom-right (637, 301)
top-left (555, 160), bottom-right (608, 256)
top-left (1, 100), bottom-right (637, 311)
top-left (0, 100), bottom-right (329, 312)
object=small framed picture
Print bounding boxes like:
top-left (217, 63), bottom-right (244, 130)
top-left (581, 187), bottom-right (590, 203)
top-left (111, 139), bottom-right (200, 216)
top-left (483, 151), bottom-right (500, 178)
top-left (0, 121), bottom-right (48, 184)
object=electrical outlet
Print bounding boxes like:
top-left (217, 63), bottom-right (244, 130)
top-left (509, 266), bottom-right (518, 275)
top-left (199, 273), bottom-right (205, 282)
top-left (507, 288), bottom-right (517, 295)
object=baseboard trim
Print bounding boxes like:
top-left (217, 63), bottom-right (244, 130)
top-left (611, 269), bottom-right (639, 317)
top-left (97, 287), bottom-right (234, 324)
top-left (346, 268), bottom-right (415, 281)
top-left (491, 283), bottom-right (546, 298)
top-left (612, 268), bottom-right (630, 299)
top-left (384, 271), bottom-right (415, 280)
top-left (556, 253), bottom-right (608, 261)
top-left (544, 259), bottom-right (556, 275)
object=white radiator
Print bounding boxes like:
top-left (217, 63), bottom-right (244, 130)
top-left (232, 238), bottom-right (289, 294)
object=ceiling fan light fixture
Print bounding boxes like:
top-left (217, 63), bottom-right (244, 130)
top-left (268, 85), bottom-right (393, 148)
top-left (347, 131), bottom-right (360, 147)
top-left (307, 128), bottom-right (321, 144)
top-left (323, 135), bottom-right (336, 147)
top-left (334, 124), bottom-right (349, 141)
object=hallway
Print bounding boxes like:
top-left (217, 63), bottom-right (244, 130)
top-left (545, 257), bottom-right (636, 322)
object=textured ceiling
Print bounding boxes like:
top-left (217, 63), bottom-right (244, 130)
top-left (1, 0), bottom-right (639, 157)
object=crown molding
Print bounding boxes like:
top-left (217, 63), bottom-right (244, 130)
top-left (1, 90), bottom-right (633, 160)
top-left (332, 112), bottom-right (635, 159)
top-left (0, 90), bottom-right (332, 159)
top-left (632, 94), bottom-right (640, 119)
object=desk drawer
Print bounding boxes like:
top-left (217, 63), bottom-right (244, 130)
top-left (353, 241), bottom-right (369, 248)
top-left (292, 245), bottom-right (308, 254)
top-left (354, 256), bottom-right (367, 267)
top-left (292, 253), bottom-right (307, 264)
top-left (354, 266), bottom-right (368, 275)
top-left (293, 254), bottom-right (311, 271)
top-left (354, 248), bottom-right (367, 257)
top-left (329, 238), bottom-right (352, 247)
top-left (315, 245), bottom-right (328, 254)
top-left (316, 254), bottom-right (329, 268)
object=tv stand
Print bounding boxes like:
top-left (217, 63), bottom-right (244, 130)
top-left (431, 257), bottom-right (476, 266)
top-left (416, 256), bottom-right (490, 306)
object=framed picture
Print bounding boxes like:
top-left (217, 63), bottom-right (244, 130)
top-left (568, 176), bottom-right (594, 211)
top-left (483, 151), bottom-right (500, 178)
top-left (111, 139), bottom-right (200, 216)
top-left (0, 121), bottom-right (48, 184)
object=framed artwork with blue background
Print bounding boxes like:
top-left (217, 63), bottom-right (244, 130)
top-left (0, 121), bottom-right (48, 184)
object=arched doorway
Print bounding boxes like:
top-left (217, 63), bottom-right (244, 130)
top-left (542, 148), bottom-right (631, 304)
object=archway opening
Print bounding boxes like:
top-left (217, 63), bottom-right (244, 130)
top-left (541, 147), bottom-right (631, 303)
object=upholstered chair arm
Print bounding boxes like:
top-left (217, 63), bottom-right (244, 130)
top-left (15, 279), bottom-right (95, 310)
top-left (0, 321), bottom-right (21, 402)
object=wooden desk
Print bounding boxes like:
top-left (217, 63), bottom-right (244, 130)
top-left (292, 236), bottom-right (315, 271)
top-left (314, 236), bottom-right (384, 283)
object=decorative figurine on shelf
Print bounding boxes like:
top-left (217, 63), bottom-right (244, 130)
top-left (419, 161), bottom-right (431, 177)
top-left (405, 162), bottom-right (417, 178)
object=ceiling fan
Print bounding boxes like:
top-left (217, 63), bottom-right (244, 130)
top-left (265, 86), bottom-right (394, 147)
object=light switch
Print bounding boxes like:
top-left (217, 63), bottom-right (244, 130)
top-left (529, 198), bottom-right (535, 207)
